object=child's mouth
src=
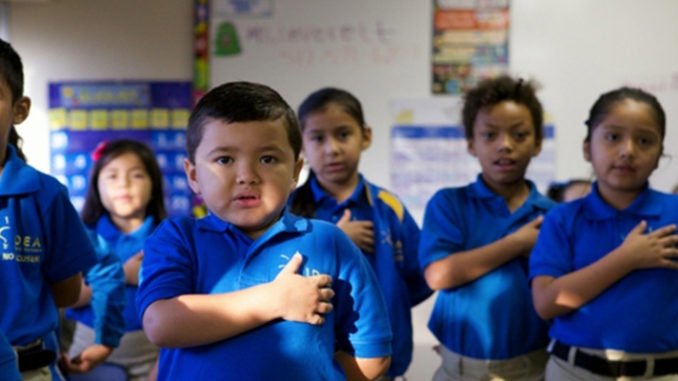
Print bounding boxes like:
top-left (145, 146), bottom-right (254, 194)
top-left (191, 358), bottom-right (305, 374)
top-left (234, 194), bottom-right (261, 207)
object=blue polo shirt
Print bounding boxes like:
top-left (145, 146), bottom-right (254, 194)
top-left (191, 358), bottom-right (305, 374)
top-left (529, 183), bottom-right (678, 352)
top-left (419, 175), bottom-right (554, 360)
top-left (0, 331), bottom-right (20, 381)
top-left (304, 174), bottom-right (431, 377)
top-left (136, 211), bottom-right (392, 381)
top-left (65, 228), bottom-right (126, 347)
top-left (96, 215), bottom-right (155, 331)
top-left (0, 144), bottom-right (98, 347)
top-left (310, 174), bottom-right (373, 224)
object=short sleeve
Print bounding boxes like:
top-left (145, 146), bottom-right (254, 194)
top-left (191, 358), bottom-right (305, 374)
top-left (42, 185), bottom-right (98, 283)
top-left (136, 219), bottom-right (196, 322)
top-left (85, 231), bottom-right (126, 347)
top-left (529, 208), bottom-right (574, 280)
top-left (418, 190), bottom-right (465, 269)
top-left (332, 230), bottom-right (392, 359)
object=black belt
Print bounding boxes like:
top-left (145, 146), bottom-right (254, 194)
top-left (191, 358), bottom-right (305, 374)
top-left (549, 340), bottom-right (678, 377)
top-left (16, 339), bottom-right (56, 372)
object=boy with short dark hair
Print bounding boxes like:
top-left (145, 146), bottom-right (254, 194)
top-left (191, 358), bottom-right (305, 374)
top-left (136, 81), bottom-right (392, 380)
top-left (419, 76), bottom-right (555, 380)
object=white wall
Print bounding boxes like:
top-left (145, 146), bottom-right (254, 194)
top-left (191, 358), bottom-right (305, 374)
top-left (7, 0), bottom-right (193, 173)
top-left (511, 0), bottom-right (678, 191)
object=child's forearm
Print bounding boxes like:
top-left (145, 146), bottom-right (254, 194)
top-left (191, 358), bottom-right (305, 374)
top-left (142, 282), bottom-right (283, 348)
top-left (51, 273), bottom-right (83, 307)
top-left (71, 280), bottom-right (92, 308)
top-left (334, 351), bottom-right (390, 381)
top-left (424, 234), bottom-right (524, 290)
top-left (531, 247), bottom-right (635, 319)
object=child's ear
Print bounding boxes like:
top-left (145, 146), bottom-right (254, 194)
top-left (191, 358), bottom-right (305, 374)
top-left (292, 157), bottom-right (304, 188)
top-left (532, 138), bottom-right (543, 157)
top-left (466, 139), bottom-right (477, 157)
top-left (12, 96), bottom-right (31, 125)
top-left (360, 126), bottom-right (372, 151)
top-left (583, 140), bottom-right (592, 162)
top-left (183, 158), bottom-right (202, 195)
top-left (655, 145), bottom-right (664, 169)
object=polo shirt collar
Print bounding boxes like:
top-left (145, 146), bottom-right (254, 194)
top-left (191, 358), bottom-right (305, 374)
top-left (582, 181), bottom-right (658, 220)
top-left (310, 173), bottom-right (368, 206)
top-left (97, 214), bottom-right (156, 240)
top-left (0, 144), bottom-right (41, 196)
top-left (197, 208), bottom-right (310, 238)
top-left (469, 174), bottom-right (550, 205)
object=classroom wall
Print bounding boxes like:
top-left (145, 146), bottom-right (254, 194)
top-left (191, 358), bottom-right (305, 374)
top-left (6, 1), bottom-right (678, 380)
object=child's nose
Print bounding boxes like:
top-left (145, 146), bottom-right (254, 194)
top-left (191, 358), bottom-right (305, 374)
top-left (117, 175), bottom-right (131, 187)
top-left (619, 138), bottom-right (636, 157)
top-left (236, 162), bottom-right (260, 184)
top-left (323, 137), bottom-right (339, 154)
top-left (497, 134), bottom-right (514, 151)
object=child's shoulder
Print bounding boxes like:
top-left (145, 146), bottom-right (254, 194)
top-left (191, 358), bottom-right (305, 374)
top-left (286, 215), bottom-right (357, 249)
top-left (150, 215), bottom-right (200, 240)
top-left (364, 181), bottom-right (409, 222)
top-left (427, 184), bottom-right (473, 205)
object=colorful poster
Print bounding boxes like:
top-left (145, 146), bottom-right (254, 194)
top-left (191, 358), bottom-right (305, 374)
top-left (48, 81), bottom-right (194, 216)
top-left (432, 0), bottom-right (510, 94)
top-left (390, 97), bottom-right (555, 223)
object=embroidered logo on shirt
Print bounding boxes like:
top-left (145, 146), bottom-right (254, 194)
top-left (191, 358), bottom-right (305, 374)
top-left (279, 251), bottom-right (321, 277)
top-left (0, 216), bottom-right (42, 264)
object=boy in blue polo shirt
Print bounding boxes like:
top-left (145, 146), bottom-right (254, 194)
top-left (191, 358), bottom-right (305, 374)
top-left (0, 38), bottom-right (98, 380)
top-left (419, 76), bottom-right (555, 380)
top-left (136, 81), bottom-right (392, 381)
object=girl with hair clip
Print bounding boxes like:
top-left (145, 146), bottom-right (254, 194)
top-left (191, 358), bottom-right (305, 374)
top-left (288, 87), bottom-right (432, 380)
top-left (64, 139), bottom-right (167, 381)
top-left (530, 87), bottom-right (678, 380)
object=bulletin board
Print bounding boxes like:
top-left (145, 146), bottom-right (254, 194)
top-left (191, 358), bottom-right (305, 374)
top-left (48, 81), bottom-right (194, 216)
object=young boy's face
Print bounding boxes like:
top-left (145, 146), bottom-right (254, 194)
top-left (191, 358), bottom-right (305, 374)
top-left (467, 100), bottom-right (541, 191)
top-left (184, 117), bottom-right (303, 239)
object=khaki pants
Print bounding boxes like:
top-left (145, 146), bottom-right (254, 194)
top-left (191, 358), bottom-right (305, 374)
top-left (68, 322), bottom-right (158, 381)
top-left (433, 345), bottom-right (548, 381)
top-left (546, 346), bottom-right (678, 381)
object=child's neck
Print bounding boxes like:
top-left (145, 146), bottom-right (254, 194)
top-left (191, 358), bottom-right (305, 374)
top-left (596, 184), bottom-right (642, 211)
top-left (485, 178), bottom-right (530, 213)
top-left (318, 173), bottom-right (360, 204)
top-left (110, 214), bottom-right (145, 234)
top-left (0, 144), bottom-right (9, 178)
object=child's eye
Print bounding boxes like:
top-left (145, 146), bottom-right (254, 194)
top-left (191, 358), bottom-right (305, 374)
top-left (337, 131), bottom-right (351, 140)
top-left (480, 132), bottom-right (495, 139)
top-left (605, 133), bottom-right (620, 141)
top-left (132, 172), bottom-right (147, 179)
top-left (637, 136), bottom-right (654, 146)
top-left (216, 156), bottom-right (233, 165)
top-left (260, 155), bottom-right (277, 164)
top-left (513, 131), bottom-right (529, 141)
top-left (310, 135), bottom-right (323, 143)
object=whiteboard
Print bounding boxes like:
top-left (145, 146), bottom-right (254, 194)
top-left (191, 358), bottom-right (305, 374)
top-left (210, 0), bottom-right (678, 192)
top-left (210, 0), bottom-right (432, 189)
